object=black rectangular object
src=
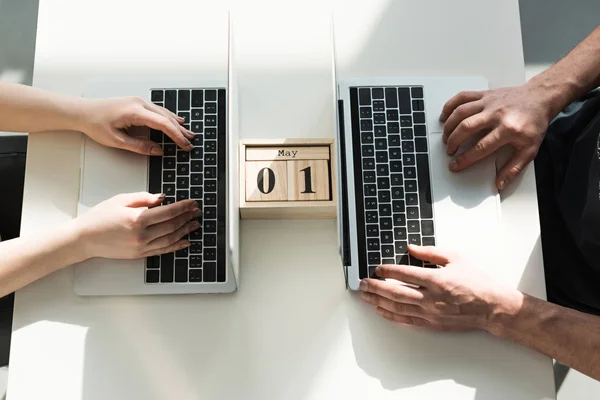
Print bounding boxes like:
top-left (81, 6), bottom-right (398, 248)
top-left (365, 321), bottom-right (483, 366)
top-left (416, 154), bottom-right (433, 219)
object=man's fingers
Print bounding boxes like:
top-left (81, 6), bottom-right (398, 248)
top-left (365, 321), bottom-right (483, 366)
top-left (145, 103), bottom-right (194, 140)
top-left (446, 113), bottom-right (493, 155)
top-left (142, 239), bottom-right (190, 257)
top-left (407, 244), bottom-right (454, 265)
top-left (361, 292), bottom-right (425, 317)
top-left (375, 307), bottom-right (431, 327)
top-left (145, 220), bottom-right (199, 251)
top-left (115, 192), bottom-right (164, 208)
top-left (360, 278), bottom-right (425, 304)
top-left (495, 148), bottom-right (536, 190)
top-left (140, 199), bottom-right (197, 226)
top-left (439, 91), bottom-right (484, 122)
top-left (134, 108), bottom-right (192, 151)
top-left (449, 129), bottom-right (505, 172)
top-left (145, 209), bottom-right (200, 242)
top-left (442, 101), bottom-right (484, 141)
top-left (112, 130), bottom-right (163, 156)
top-left (373, 263), bottom-right (435, 288)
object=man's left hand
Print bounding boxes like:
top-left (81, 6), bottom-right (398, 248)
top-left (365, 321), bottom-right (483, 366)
top-left (359, 245), bottom-right (519, 332)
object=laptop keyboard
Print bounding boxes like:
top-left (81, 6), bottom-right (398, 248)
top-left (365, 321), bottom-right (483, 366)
top-left (145, 88), bottom-right (227, 284)
top-left (350, 86), bottom-right (436, 279)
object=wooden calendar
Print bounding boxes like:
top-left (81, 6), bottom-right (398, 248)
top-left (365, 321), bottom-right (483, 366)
top-left (239, 139), bottom-right (337, 219)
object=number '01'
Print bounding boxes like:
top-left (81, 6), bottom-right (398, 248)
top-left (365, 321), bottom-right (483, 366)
top-left (256, 166), bottom-right (315, 194)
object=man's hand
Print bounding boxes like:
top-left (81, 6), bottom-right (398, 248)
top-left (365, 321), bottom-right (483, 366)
top-left (79, 96), bottom-right (195, 156)
top-left (439, 82), bottom-right (553, 190)
top-left (359, 245), bottom-right (520, 332)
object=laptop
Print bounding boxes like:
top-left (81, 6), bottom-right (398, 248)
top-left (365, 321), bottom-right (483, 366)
top-left (335, 76), bottom-right (502, 290)
top-left (73, 13), bottom-right (240, 296)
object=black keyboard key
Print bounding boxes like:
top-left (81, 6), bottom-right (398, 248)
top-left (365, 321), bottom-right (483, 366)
top-left (204, 247), bottom-right (217, 261)
top-left (402, 141), bottom-right (414, 153)
top-left (164, 197), bottom-right (175, 205)
top-left (359, 88), bottom-right (371, 105)
top-left (378, 190), bottom-right (391, 203)
top-left (368, 252), bottom-right (381, 265)
top-left (411, 87), bottom-right (424, 98)
top-left (175, 259), bottom-right (188, 282)
top-left (205, 166), bottom-right (217, 179)
top-left (205, 140), bottom-right (217, 153)
top-left (192, 90), bottom-right (203, 107)
top-left (393, 214), bottom-right (406, 226)
top-left (361, 120), bottom-right (373, 131)
top-left (192, 135), bottom-right (203, 146)
top-left (390, 161), bottom-right (402, 172)
top-left (204, 206), bottom-right (217, 219)
top-left (387, 122), bottom-right (400, 134)
top-left (414, 125), bottom-right (427, 136)
top-left (205, 128), bottom-right (217, 140)
top-left (363, 158), bottom-right (375, 170)
top-left (374, 113), bottom-right (386, 124)
top-left (150, 129), bottom-right (163, 142)
top-left (422, 220), bottom-right (434, 236)
top-left (407, 207), bottom-right (419, 219)
top-left (165, 90), bottom-right (177, 112)
top-left (204, 262), bottom-right (216, 282)
top-left (364, 184), bottom-right (377, 197)
top-left (375, 138), bottom-right (387, 150)
top-left (392, 200), bottom-right (405, 213)
top-left (386, 110), bottom-right (399, 121)
top-left (205, 116), bottom-right (217, 127)
top-left (189, 269), bottom-right (203, 282)
top-left (204, 181), bottom-right (217, 193)
top-left (365, 198), bottom-right (377, 209)
top-left (146, 269), bottom-right (159, 283)
top-left (178, 90), bottom-right (190, 111)
top-left (147, 256), bottom-right (160, 269)
top-left (177, 151), bottom-right (190, 163)
top-left (412, 99), bottom-right (424, 111)
top-left (190, 241), bottom-right (202, 254)
top-left (377, 177), bottom-right (390, 190)
top-left (408, 221), bottom-right (420, 233)
top-left (414, 112), bottom-right (425, 124)
top-left (363, 171), bottom-right (376, 183)
top-left (205, 90), bottom-right (217, 101)
top-left (205, 102), bottom-right (217, 114)
top-left (149, 156), bottom-right (162, 194)
top-left (376, 151), bottom-right (388, 164)
top-left (361, 132), bottom-right (374, 144)
top-left (191, 186), bottom-right (203, 199)
top-left (400, 116), bottom-right (413, 127)
top-left (164, 183), bottom-right (175, 195)
top-left (176, 190), bottom-right (189, 201)
top-left (366, 225), bottom-right (379, 237)
top-left (394, 227), bottom-right (407, 240)
top-left (382, 245), bottom-right (394, 258)
top-left (205, 193), bottom-right (217, 205)
top-left (204, 234), bottom-right (216, 247)
top-left (417, 154), bottom-right (434, 219)
top-left (367, 238), bottom-right (380, 251)
top-left (376, 164), bottom-right (389, 176)
top-left (391, 173), bottom-right (403, 186)
top-left (217, 262), bottom-right (226, 282)
top-left (401, 128), bottom-right (413, 140)
top-left (164, 144), bottom-right (176, 156)
top-left (389, 148), bottom-right (402, 160)
top-left (192, 147), bottom-right (204, 159)
top-left (190, 228), bottom-right (202, 240)
top-left (406, 193), bottom-right (419, 205)
top-left (373, 100), bottom-right (385, 111)
top-left (160, 253), bottom-right (174, 282)
top-left (163, 157), bottom-right (176, 170)
top-left (163, 170), bottom-right (175, 183)
top-left (360, 107), bottom-right (372, 118)
top-left (398, 88), bottom-right (411, 114)
top-left (415, 138), bottom-right (428, 153)
top-left (374, 126), bottom-right (386, 137)
top-left (191, 108), bottom-right (203, 120)
top-left (395, 241), bottom-right (408, 254)
top-left (177, 163), bottom-right (189, 175)
top-left (403, 154), bottom-right (415, 166)
top-left (191, 173), bottom-right (203, 186)
top-left (396, 254), bottom-right (410, 264)
top-left (362, 145), bottom-right (374, 157)
top-left (389, 135), bottom-right (401, 147)
top-left (392, 186), bottom-right (404, 199)
top-left (205, 220), bottom-right (217, 233)
top-left (380, 218), bottom-right (393, 231)
top-left (405, 180), bottom-right (417, 192)
top-left (151, 90), bottom-right (164, 102)
top-left (381, 231), bottom-right (393, 244)
top-left (191, 161), bottom-right (203, 173)
top-left (410, 257), bottom-right (423, 267)
top-left (379, 204), bottom-right (392, 216)
top-left (366, 211), bottom-right (378, 224)
top-left (422, 237), bottom-right (435, 246)
top-left (424, 263), bottom-right (438, 269)
top-left (404, 167), bottom-right (416, 179)
top-left (191, 122), bottom-right (203, 134)
top-left (190, 256), bottom-right (202, 268)
top-left (385, 88), bottom-right (398, 108)
top-left (372, 88), bottom-right (384, 99)
top-left (409, 234), bottom-right (421, 246)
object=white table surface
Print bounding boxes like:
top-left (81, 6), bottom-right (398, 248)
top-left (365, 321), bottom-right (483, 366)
top-left (8, 1), bottom-right (556, 399)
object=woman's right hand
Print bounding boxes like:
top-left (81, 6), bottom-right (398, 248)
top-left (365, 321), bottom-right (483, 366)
top-left (74, 192), bottom-right (201, 260)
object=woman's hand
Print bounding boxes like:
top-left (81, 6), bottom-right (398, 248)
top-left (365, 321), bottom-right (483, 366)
top-left (79, 96), bottom-right (195, 156)
top-left (74, 192), bottom-right (201, 260)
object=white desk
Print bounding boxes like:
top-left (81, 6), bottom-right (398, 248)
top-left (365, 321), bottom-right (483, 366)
top-left (8, 1), bottom-right (556, 399)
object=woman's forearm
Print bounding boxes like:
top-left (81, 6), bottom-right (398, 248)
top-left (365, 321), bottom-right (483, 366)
top-left (489, 292), bottom-right (600, 380)
top-left (0, 221), bottom-right (87, 297)
top-left (0, 82), bottom-right (88, 133)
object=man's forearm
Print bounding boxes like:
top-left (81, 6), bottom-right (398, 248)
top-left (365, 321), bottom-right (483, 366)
top-left (488, 291), bottom-right (600, 380)
top-left (0, 221), bottom-right (87, 297)
top-left (529, 26), bottom-right (600, 121)
top-left (0, 82), bottom-right (88, 133)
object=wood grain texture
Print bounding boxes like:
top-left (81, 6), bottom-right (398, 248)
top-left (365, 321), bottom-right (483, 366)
top-left (246, 146), bottom-right (330, 161)
top-left (287, 160), bottom-right (330, 201)
top-left (245, 161), bottom-right (288, 202)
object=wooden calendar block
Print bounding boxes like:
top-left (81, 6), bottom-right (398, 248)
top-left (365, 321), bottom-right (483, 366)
top-left (287, 160), bottom-right (330, 201)
top-left (245, 161), bottom-right (288, 202)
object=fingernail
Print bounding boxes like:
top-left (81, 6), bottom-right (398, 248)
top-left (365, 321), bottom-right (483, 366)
top-left (180, 241), bottom-right (190, 249)
top-left (498, 180), bottom-right (506, 190)
top-left (359, 279), bottom-right (368, 291)
top-left (177, 116), bottom-right (185, 121)
top-left (194, 208), bottom-right (202, 217)
top-left (442, 135), bottom-right (448, 144)
top-left (158, 193), bottom-right (166, 200)
top-left (187, 130), bottom-right (195, 136)
top-left (449, 160), bottom-right (458, 171)
top-left (187, 143), bottom-right (194, 151)
top-left (191, 221), bottom-right (201, 229)
top-left (150, 146), bottom-right (163, 156)
top-left (360, 292), bottom-right (370, 301)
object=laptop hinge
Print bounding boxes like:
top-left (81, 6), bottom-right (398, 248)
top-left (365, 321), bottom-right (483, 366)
top-left (337, 98), bottom-right (351, 289)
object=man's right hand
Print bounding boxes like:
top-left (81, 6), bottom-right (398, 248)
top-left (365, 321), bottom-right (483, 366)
top-left (439, 82), bottom-right (554, 190)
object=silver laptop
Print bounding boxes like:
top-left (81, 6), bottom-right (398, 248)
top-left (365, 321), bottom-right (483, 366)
top-left (73, 14), bottom-right (240, 296)
top-left (335, 76), bottom-right (502, 290)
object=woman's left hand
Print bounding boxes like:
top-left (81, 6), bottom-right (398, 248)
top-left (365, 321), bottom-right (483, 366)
top-left (79, 96), bottom-right (195, 156)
